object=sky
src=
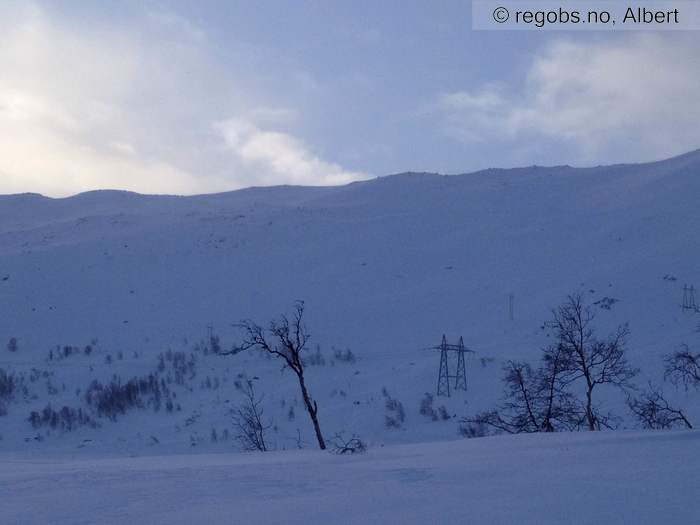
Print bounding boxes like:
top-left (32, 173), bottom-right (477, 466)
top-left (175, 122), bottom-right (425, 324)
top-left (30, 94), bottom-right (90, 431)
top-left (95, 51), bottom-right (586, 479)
top-left (1, 0), bottom-right (699, 197)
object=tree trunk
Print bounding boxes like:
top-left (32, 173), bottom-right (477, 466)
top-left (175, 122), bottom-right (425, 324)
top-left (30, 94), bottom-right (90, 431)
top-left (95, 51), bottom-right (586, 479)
top-left (296, 372), bottom-right (326, 450)
top-left (585, 387), bottom-right (596, 431)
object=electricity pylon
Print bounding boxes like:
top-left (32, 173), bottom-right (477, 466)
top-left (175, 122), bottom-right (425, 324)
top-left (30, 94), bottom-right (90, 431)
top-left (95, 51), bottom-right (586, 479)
top-left (434, 335), bottom-right (474, 397)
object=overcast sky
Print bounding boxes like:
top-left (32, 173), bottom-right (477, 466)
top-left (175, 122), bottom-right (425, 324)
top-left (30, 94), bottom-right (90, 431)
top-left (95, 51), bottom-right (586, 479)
top-left (1, 1), bottom-right (699, 196)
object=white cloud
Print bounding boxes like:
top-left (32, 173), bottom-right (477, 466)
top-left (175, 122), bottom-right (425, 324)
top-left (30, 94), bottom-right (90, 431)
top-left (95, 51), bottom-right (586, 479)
top-left (436, 35), bottom-right (700, 164)
top-left (217, 118), bottom-right (364, 186)
top-left (0, 3), bottom-right (364, 197)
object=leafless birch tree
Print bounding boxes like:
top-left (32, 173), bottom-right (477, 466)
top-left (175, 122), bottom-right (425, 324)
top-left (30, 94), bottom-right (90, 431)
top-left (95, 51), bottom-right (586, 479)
top-left (548, 293), bottom-right (637, 430)
top-left (227, 301), bottom-right (326, 449)
top-left (232, 380), bottom-right (271, 452)
top-left (627, 384), bottom-right (693, 430)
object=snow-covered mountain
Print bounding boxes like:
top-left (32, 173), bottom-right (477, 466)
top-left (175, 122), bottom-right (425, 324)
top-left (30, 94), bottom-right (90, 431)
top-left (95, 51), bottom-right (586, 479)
top-left (1, 150), bottom-right (700, 456)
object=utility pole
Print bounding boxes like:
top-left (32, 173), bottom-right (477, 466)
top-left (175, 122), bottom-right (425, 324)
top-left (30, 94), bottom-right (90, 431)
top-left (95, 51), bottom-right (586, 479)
top-left (682, 285), bottom-right (697, 311)
top-left (434, 335), bottom-right (474, 397)
top-left (508, 293), bottom-right (514, 321)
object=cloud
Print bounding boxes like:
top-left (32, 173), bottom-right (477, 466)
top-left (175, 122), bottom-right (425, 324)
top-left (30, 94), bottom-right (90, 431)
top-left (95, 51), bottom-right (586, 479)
top-left (217, 118), bottom-right (364, 186)
top-left (0, 3), bottom-right (364, 197)
top-left (436, 34), bottom-right (700, 164)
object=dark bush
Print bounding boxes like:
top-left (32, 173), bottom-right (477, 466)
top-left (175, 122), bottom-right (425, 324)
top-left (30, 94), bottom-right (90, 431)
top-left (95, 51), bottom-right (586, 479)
top-left (28, 404), bottom-right (97, 431)
top-left (85, 374), bottom-right (170, 420)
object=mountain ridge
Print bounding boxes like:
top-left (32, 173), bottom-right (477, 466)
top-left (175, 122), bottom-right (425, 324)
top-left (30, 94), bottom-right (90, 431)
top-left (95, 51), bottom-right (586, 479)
top-left (3, 147), bottom-right (699, 202)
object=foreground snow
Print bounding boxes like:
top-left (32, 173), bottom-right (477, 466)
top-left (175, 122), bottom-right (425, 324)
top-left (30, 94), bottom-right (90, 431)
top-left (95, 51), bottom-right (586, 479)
top-left (3, 430), bottom-right (699, 525)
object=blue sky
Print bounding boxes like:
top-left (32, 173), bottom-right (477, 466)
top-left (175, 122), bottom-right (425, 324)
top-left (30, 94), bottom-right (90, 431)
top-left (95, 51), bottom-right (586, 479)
top-left (1, 1), bottom-right (698, 196)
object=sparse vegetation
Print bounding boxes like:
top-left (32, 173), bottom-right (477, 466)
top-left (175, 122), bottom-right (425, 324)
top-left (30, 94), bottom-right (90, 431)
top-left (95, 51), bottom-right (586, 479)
top-left (0, 368), bottom-right (17, 400)
top-left (383, 389), bottom-right (405, 429)
top-left (227, 301), bottom-right (327, 450)
top-left (232, 380), bottom-right (271, 452)
top-left (545, 293), bottom-right (637, 430)
top-left (333, 348), bottom-right (356, 363)
top-left (419, 393), bottom-right (438, 421)
top-left (461, 353), bottom-right (578, 436)
top-left (85, 374), bottom-right (172, 421)
top-left (305, 345), bottom-right (326, 366)
top-left (665, 346), bottom-right (700, 390)
top-left (627, 384), bottom-right (692, 430)
top-left (28, 404), bottom-right (97, 431)
top-left (329, 432), bottom-right (366, 454)
top-left (157, 350), bottom-right (197, 385)
top-left (463, 293), bottom-right (637, 436)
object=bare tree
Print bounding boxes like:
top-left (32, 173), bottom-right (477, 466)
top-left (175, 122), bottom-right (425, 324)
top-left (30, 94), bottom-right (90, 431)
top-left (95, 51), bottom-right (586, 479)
top-left (461, 361), bottom-right (540, 435)
top-left (627, 384), bottom-right (693, 430)
top-left (232, 380), bottom-right (271, 452)
top-left (227, 301), bottom-right (326, 449)
top-left (462, 346), bottom-right (579, 436)
top-left (537, 343), bottom-right (582, 431)
top-left (664, 345), bottom-right (700, 390)
top-left (548, 293), bottom-right (637, 430)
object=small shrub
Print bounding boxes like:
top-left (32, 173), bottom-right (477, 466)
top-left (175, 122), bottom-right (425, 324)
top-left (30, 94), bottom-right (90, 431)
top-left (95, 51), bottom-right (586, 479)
top-left (209, 334), bottom-right (222, 354)
top-left (330, 432), bottom-right (367, 454)
top-left (0, 369), bottom-right (17, 400)
top-left (305, 346), bottom-right (326, 366)
top-left (333, 348), bottom-right (357, 363)
top-left (480, 357), bottom-right (495, 368)
top-left (419, 393), bottom-right (438, 421)
top-left (384, 392), bottom-right (405, 429)
top-left (85, 374), bottom-right (170, 420)
top-left (28, 404), bottom-right (97, 431)
top-left (157, 351), bottom-right (197, 384)
top-left (459, 420), bottom-right (489, 438)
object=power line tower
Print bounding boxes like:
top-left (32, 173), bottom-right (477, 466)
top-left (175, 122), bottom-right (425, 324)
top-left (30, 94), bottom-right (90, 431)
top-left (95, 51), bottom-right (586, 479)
top-left (437, 335), bottom-right (451, 397)
top-left (434, 335), bottom-right (474, 397)
top-left (454, 336), bottom-right (467, 391)
top-left (682, 285), bottom-right (698, 311)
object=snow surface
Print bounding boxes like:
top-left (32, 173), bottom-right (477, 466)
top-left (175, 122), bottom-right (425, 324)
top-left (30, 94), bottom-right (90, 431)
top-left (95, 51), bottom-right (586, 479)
top-left (2, 431), bottom-right (699, 524)
top-left (2, 151), bottom-right (700, 454)
top-left (1, 151), bottom-right (700, 523)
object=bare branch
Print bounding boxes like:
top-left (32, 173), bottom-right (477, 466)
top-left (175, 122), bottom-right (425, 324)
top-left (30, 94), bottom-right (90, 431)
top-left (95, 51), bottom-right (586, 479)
top-left (547, 293), bottom-right (637, 430)
top-left (232, 380), bottom-right (271, 452)
top-left (627, 384), bottom-right (693, 430)
top-left (329, 432), bottom-right (367, 454)
top-left (665, 346), bottom-right (700, 390)
top-left (461, 355), bottom-right (581, 436)
top-left (228, 302), bottom-right (326, 450)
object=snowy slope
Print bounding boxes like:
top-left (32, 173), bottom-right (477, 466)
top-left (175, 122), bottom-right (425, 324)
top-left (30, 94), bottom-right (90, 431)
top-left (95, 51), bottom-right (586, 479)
top-left (1, 150), bottom-right (700, 455)
top-left (3, 431), bottom-right (700, 525)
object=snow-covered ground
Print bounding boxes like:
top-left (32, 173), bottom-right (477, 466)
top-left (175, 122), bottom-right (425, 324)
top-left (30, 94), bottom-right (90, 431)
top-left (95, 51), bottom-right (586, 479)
top-left (3, 430), bottom-right (699, 524)
top-left (1, 150), bottom-right (700, 523)
top-left (2, 150), bottom-right (700, 454)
